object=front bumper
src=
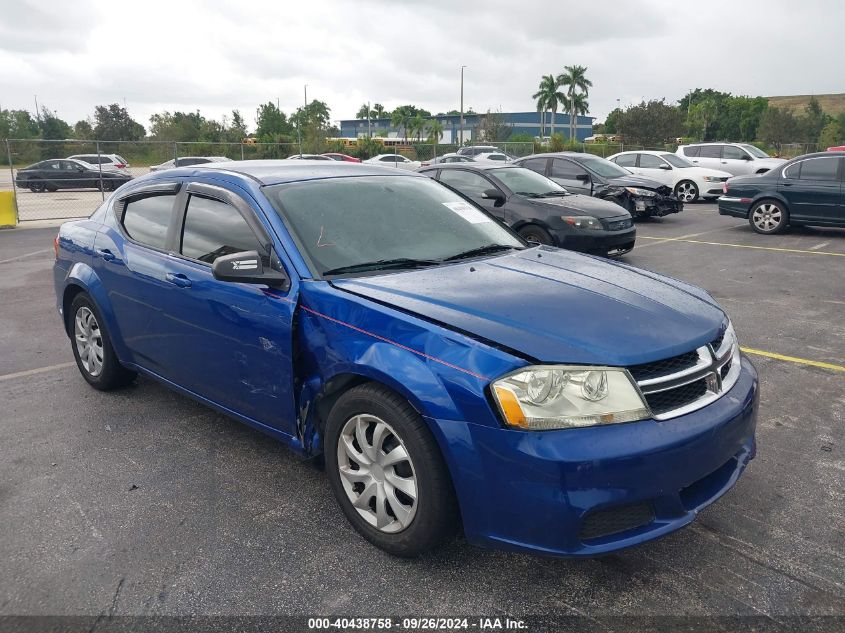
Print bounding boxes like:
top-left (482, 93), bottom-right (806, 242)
top-left (718, 196), bottom-right (750, 218)
top-left (555, 226), bottom-right (636, 256)
top-left (430, 355), bottom-right (758, 557)
top-left (631, 194), bottom-right (683, 218)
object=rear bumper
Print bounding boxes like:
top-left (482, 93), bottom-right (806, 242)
top-left (430, 355), bottom-right (758, 557)
top-left (718, 196), bottom-right (750, 218)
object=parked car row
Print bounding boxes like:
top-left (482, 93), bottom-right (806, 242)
top-left (14, 158), bottom-right (133, 192)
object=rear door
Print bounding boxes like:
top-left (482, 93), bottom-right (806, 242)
top-left (159, 182), bottom-right (299, 434)
top-left (549, 158), bottom-right (591, 195)
top-left (779, 156), bottom-right (843, 223)
top-left (695, 145), bottom-right (723, 171)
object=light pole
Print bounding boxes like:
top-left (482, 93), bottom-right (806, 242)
top-left (459, 65), bottom-right (466, 146)
top-left (616, 98), bottom-right (622, 152)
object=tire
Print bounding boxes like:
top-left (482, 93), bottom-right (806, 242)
top-left (324, 383), bottom-right (458, 557)
top-left (749, 199), bottom-right (788, 234)
top-left (69, 293), bottom-right (136, 390)
top-left (674, 180), bottom-right (699, 203)
top-left (29, 180), bottom-right (45, 193)
top-left (517, 225), bottom-right (554, 246)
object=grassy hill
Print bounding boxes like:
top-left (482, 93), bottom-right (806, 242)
top-left (767, 94), bottom-right (845, 116)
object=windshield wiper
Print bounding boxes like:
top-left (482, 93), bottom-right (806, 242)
top-left (322, 258), bottom-right (441, 276)
top-left (442, 244), bottom-right (516, 261)
top-left (540, 190), bottom-right (569, 197)
top-left (514, 191), bottom-right (543, 198)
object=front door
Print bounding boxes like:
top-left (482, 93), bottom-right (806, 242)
top-left (780, 156), bottom-right (843, 224)
top-left (437, 169), bottom-right (507, 221)
top-left (549, 158), bottom-right (591, 195)
top-left (159, 182), bottom-right (299, 435)
top-left (720, 145), bottom-right (754, 176)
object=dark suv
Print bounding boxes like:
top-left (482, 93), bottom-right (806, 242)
top-left (516, 152), bottom-right (683, 219)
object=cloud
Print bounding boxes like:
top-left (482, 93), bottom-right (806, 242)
top-left (0, 0), bottom-right (842, 130)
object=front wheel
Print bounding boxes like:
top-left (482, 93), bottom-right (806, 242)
top-left (70, 293), bottom-right (136, 390)
top-left (325, 383), bottom-right (458, 557)
top-left (29, 180), bottom-right (45, 193)
top-left (674, 180), bottom-right (699, 202)
top-left (749, 200), bottom-right (788, 234)
top-left (517, 225), bottom-right (554, 246)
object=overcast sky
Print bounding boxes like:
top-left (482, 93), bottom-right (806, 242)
top-left (2, 0), bottom-right (843, 132)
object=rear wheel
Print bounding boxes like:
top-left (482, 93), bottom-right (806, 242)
top-left (325, 383), bottom-right (458, 557)
top-left (517, 225), bottom-right (554, 246)
top-left (29, 180), bottom-right (45, 193)
top-left (70, 293), bottom-right (136, 390)
top-left (749, 200), bottom-right (788, 234)
top-left (674, 180), bottom-right (699, 202)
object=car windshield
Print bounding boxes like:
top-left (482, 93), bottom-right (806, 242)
top-left (490, 167), bottom-right (567, 196)
top-left (740, 144), bottom-right (770, 158)
top-left (264, 175), bottom-right (523, 278)
top-left (661, 154), bottom-right (694, 168)
top-left (575, 155), bottom-right (631, 178)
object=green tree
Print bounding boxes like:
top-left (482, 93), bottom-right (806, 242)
top-left (371, 103), bottom-right (388, 119)
top-left (603, 108), bottom-right (622, 134)
top-left (391, 105), bottom-right (419, 142)
top-left (557, 65), bottom-right (592, 141)
top-left (149, 110), bottom-right (205, 142)
top-left (0, 109), bottom-right (40, 139)
top-left (561, 92), bottom-right (589, 140)
top-left (532, 74), bottom-right (558, 138)
top-left (426, 119), bottom-right (444, 144)
top-left (757, 107), bottom-right (799, 154)
top-left (478, 109), bottom-right (513, 142)
top-left (255, 102), bottom-right (292, 142)
top-left (38, 107), bottom-right (71, 140)
top-left (93, 104), bottom-right (145, 140)
top-left (356, 103), bottom-right (370, 119)
top-left (616, 99), bottom-right (684, 146)
top-left (73, 119), bottom-right (94, 139)
top-left (817, 121), bottom-right (842, 149)
top-left (226, 110), bottom-right (249, 143)
top-left (801, 96), bottom-right (828, 143)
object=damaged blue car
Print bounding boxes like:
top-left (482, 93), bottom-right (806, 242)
top-left (53, 161), bottom-right (758, 557)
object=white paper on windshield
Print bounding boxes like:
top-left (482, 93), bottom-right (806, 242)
top-left (442, 201), bottom-right (492, 224)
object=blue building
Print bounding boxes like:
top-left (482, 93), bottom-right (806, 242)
top-left (338, 111), bottom-right (594, 143)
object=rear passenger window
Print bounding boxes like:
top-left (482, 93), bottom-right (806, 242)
top-left (180, 195), bottom-right (264, 264)
top-left (122, 194), bottom-right (175, 250)
top-left (699, 146), bottom-right (722, 159)
top-left (798, 157), bottom-right (840, 181)
top-left (614, 154), bottom-right (637, 167)
top-left (682, 146), bottom-right (700, 157)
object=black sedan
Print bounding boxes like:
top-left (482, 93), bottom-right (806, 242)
top-left (515, 152), bottom-right (683, 219)
top-left (718, 152), bottom-right (844, 234)
top-left (419, 163), bottom-right (636, 256)
top-left (15, 159), bottom-right (132, 192)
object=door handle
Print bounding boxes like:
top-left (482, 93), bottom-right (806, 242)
top-left (98, 248), bottom-right (115, 262)
top-left (782, 182), bottom-right (794, 187)
top-left (165, 272), bottom-right (192, 288)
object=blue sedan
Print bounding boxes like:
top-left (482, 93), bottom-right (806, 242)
top-left (53, 160), bottom-right (758, 557)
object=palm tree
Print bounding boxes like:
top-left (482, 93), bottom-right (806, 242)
top-left (426, 119), bottom-right (444, 144)
top-left (532, 74), bottom-right (559, 140)
top-left (409, 113), bottom-right (426, 141)
top-left (557, 65), bottom-right (592, 141)
top-left (356, 104), bottom-right (370, 119)
top-left (372, 103), bottom-right (387, 119)
top-left (391, 107), bottom-right (413, 142)
top-left (561, 93), bottom-right (589, 142)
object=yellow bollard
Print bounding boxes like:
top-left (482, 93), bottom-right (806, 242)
top-left (0, 191), bottom-right (17, 228)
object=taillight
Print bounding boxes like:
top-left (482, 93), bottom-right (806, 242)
top-left (723, 182), bottom-right (728, 194)
top-left (53, 234), bottom-right (60, 259)
top-left (115, 163), bottom-right (126, 168)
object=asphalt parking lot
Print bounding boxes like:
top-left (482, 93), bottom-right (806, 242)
top-left (0, 204), bottom-right (843, 628)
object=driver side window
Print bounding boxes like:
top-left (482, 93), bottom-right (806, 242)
top-left (639, 154), bottom-right (665, 169)
top-left (550, 159), bottom-right (586, 179)
top-left (180, 195), bottom-right (268, 265)
top-left (438, 169), bottom-right (493, 197)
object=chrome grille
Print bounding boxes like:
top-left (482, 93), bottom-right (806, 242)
top-left (631, 328), bottom-right (740, 420)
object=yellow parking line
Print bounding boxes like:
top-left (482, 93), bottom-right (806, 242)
top-left (741, 348), bottom-right (845, 373)
top-left (638, 236), bottom-right (845, 257)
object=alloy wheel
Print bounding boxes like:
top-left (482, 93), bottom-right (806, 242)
top-left (751, 203), bottom-right (782, 232)
top-left (674, 181), bottom-right (698, 202)
top-left (74, 306), bottom-right (104, 377)
top-left (336, 414), bottom-right (418, 533)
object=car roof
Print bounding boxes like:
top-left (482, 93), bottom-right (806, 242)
top-left (516, 152), bottom-right (602, 160)
top-left (181, 159), bottom-right (422, 185)
top-left (423, 162), bottom-right (520, 172)
top-left (680, 142), bottom-right (747, 146)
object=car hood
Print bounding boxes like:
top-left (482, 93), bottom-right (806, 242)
top-left (520, 193), bottom-right (629, 219)
top-left (332, 248), bottom-right (725, 367)
top-left (605, 174), bottom-right (671, 192)
top-left (752, 157), bottom-right (786, 169)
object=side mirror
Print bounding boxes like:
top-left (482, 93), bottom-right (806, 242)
top-left (576, 173), bottom-right (590, 182)
top-left (77, 166), bottom-right (85, 172)
top-left (212, 250), bottom-right (290, 289)
top-left (659, 164), bottom-right (672, 170)
top-left (481, 188), bottom-right (506, 204)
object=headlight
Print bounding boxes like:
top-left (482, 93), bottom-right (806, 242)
top-left (561, 215), bottom-right (602, 229)
top-left (624, 187), bottom-right (656, 197)
top-left (491, 366), bottom-right (651, 430)
top-left (702, 176), bottom-right (722, 182)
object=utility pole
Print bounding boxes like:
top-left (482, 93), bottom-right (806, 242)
top-left (34, 95), bottom-right (40, 120)
top-left (367, 100), bottom-right (371, 138)
top-left (459, 66), bottom-right (466, 146)
top-left (616, 98), bottom-right (622, 152)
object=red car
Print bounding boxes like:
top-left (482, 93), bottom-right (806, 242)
top-left (826, 145), bottom-right (845, 152)
top-left (322, 152), bottom-right (362, 163)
